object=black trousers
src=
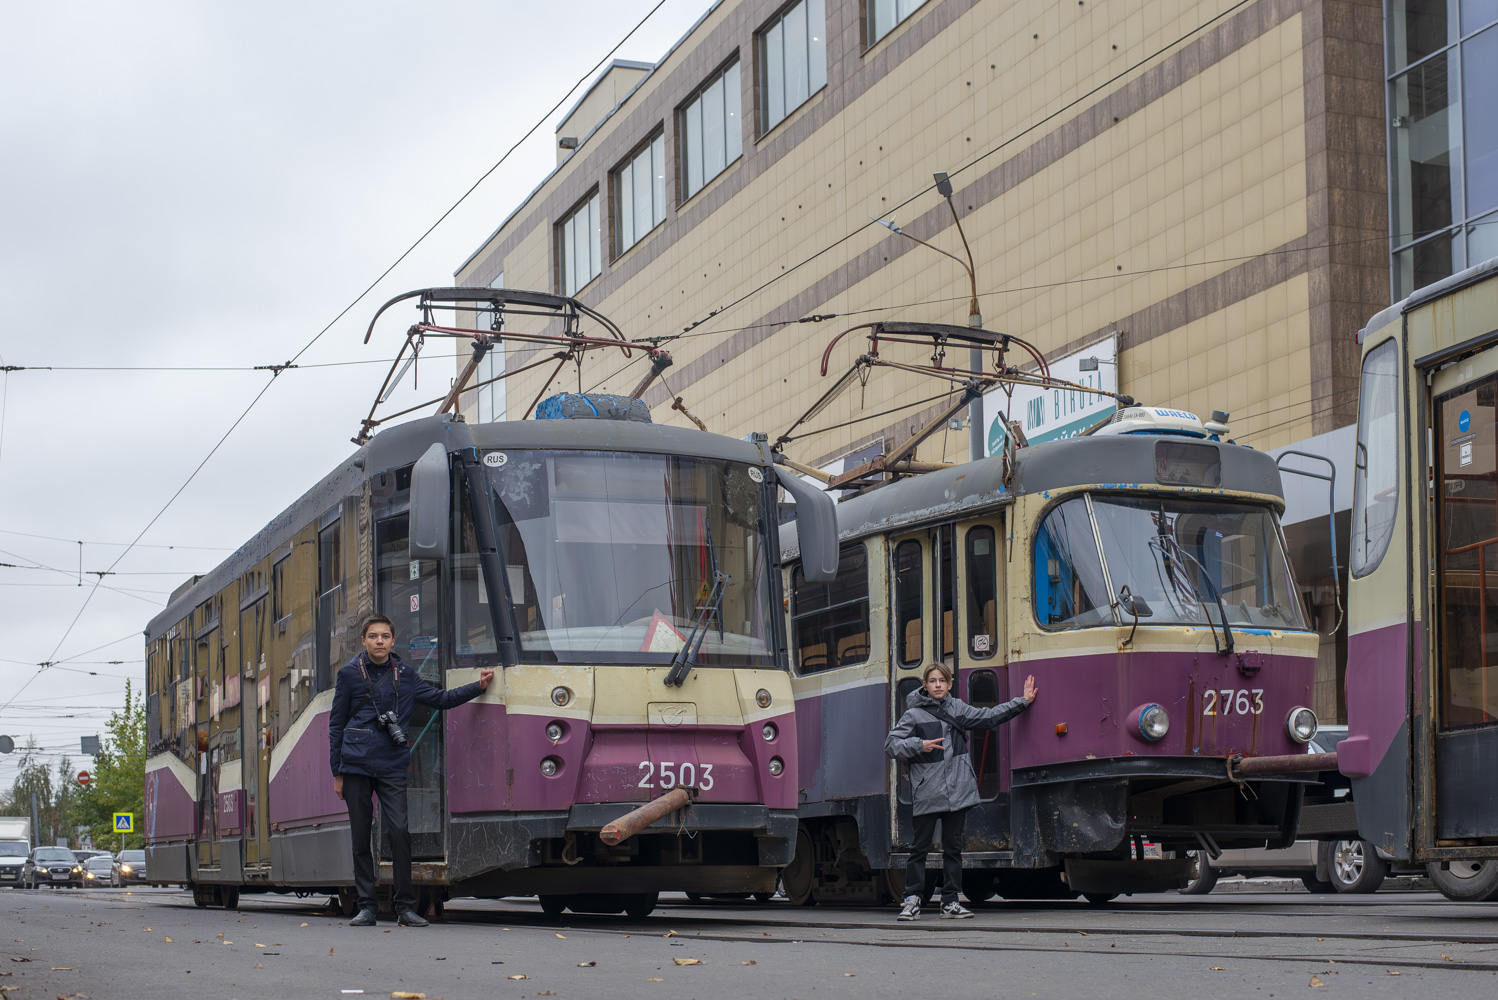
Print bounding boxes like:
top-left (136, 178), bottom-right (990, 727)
top-left (904, 808), bottom-right (967, 905)
top-left (343, 771), bottom-right (414, 911)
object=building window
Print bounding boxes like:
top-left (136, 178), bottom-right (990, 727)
top-left (868, 0), bottom-right (928, 46)
top-left (791, 543), bottom-right (870, 674)
top-left (558, 191), bottom-right (601, 295)
top-left (475, 272), bottom-right (505, 423)
top-left (760, 0), bottom-right (826, 132)
top-left (271, 555), bottom-right (289, 622)
top-left (615, 132), bottom-right (666, 255)
top-left (681, 59), bottom-right (742, 199)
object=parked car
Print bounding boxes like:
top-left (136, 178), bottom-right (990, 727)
top-left (0, 839), bottom-right (29, 888)
top-left (22, 847), bottom-right (82, 889)
top-left (1179, 727), bottom-right (1421, 894)
top-left (82, 854), bottom-right (116, 887)
top-left (114, 849), bottom-right (148, 885)
top-left (73, 850), bottom-right (110, 864)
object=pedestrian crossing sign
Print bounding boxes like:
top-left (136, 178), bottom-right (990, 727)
top-left (113, 813), bottom-right (134, 833)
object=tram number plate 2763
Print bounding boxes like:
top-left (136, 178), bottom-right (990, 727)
top-left (1202, 689), bottom-right (1264, 716)
top-left (637, 761), bottom-right (715, 791)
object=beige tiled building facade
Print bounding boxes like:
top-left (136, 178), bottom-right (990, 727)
top-left (454, 0), bottom-right (1391, 720)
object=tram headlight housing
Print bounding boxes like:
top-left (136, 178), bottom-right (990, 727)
top-left (756, 688), bottom-right (772, 709)
top-left (1136, 704), bottom-right (1170, 742)
top-left (1287, 706), bottom-right (1318, 744)
top-left (540, 756), bottom-right (561, 777)
top-left (768, 756), bottom-right (784, 776)
top-left (762, 722), bottom-right (777, 742)
top-left (551, 686), bottom-right (571, 707)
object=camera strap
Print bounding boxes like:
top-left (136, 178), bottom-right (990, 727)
top-left (356, 654), bottom-right (398, 719)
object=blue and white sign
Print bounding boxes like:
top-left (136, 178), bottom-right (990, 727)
top-left (984, 335), bottom-right (1118, 455)
top-left (1460, 409), bottom-right (1471, 433)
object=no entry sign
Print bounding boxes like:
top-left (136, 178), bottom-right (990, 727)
top-left (76, 770), bottom-right (91, 786)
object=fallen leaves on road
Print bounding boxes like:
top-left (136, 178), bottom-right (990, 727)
top-left (391, 993), bottom-right (427, 999)
top-left (163, 938), bottom-right (172, 944)
top-left (844, 973), bottom-right (856, 977)
top-left (1309, 976), bottom-right (1326, 988)
top-left (646, 978), bottom-right (663, 982)
top-left (300, 922), bottom-right (309, 927)
top-left (253, 964), bottom-right (263, 970)
top-left (506, 974), bottom-right (529, 980)
top-left (578, 961), bottom-right (595, 967)
top-left (329, 948), bottom-right (335, 956)
top-left (144, 928), bottom-right (152, 932)
top-left (1078, 931), bottom-right (1089, 936)
top-left (1387, 971), bottom-right (1401, 976)
top-left (741, 961), bottom-right (756, 966)
top-left (216, 933), bottom-right (224, 940)
top-left (672, 958), bottom-right (702, 967)
top-left (555, 933), bottom-right (566, 939)
top-left (1441, 954), bottom-right (1454, 962)
top-left (663, 930), bottom-right (677, 938)
top-left (222, 941), bottom-right (233, 947)
top-left (255, 944), bottom-right (265, 949)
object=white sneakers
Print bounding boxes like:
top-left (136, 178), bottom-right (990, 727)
top-left (897, 897), bottom-right (922, 920)
top-left (940, 901), bottom-right (974, 919)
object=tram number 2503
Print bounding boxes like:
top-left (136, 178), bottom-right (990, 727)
top-left (637, 761), bottom-right (715, 791)
top-left (1202, 689), bottom-right (1265, 716)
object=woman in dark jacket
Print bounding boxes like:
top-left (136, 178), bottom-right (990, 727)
top-left (885, 661), bottom-right (1037, 919)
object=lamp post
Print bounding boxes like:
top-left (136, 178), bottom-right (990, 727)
top-left (873, 170), bottom-right (986, 460)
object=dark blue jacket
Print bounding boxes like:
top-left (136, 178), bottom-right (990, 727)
top-left (328, 651), bottom-right (483, 778)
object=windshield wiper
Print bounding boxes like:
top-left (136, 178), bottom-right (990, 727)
top-left (665, 570), bottom-right (728, 687)
top-left (665, 514), bottom-right (730, 687)
top-left (1168, 541), bottom-right (1236, 656)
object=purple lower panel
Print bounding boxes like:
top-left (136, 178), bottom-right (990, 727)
top-left (216, 790), bottom-right (244, 837)
top-left (1008, 649), bottom-right (1316, 770)
top-left (144, 770), bottom-right (194, 844)
top-left (1341, 621), bottom-right (1409, 778)
top-left (795, 685), bottom-right (886, 806)
top-left (446, 702), bottom-right (509, 814)
top-left (269, 711), bottom-right (344, 830)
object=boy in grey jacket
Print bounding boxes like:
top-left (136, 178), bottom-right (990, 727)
top-left (885, 661), bottom-right (1037, 919)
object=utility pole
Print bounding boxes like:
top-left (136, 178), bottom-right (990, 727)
top-left (30, 791), bottom-right (41, 849)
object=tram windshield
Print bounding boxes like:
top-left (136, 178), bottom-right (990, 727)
top-left (1035, 494), bottom-right (1307, 631)
top-left (485, 450), bottom-right (776, 666)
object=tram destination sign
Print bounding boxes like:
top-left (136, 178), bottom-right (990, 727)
top-left (984, 334), bottom-right (1117, 456)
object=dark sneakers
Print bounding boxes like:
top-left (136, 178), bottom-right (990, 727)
top-left (396, 908), bottom-right (430, 927)
top-left (349, 908), bottom-right (377, 926)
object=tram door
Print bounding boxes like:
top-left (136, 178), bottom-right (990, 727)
top-left (956, 519), bottom-right (1009, 844)
top-left (374, 513), bottom-right (446, 859)
top-left (1429, 355), bottom-right (1498, 844)
top-left (239, 596), bottom-right (270, 866)
top-left (195, 617), bottom-right (219, 870)
top-left (889, 531), bottom-right (929, 853)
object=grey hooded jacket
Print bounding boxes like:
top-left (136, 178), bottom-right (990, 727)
top-left (885, 687), bottom-right (1029, 815)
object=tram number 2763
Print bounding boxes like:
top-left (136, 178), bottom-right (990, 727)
top-left (1202, 689), bottom-right (1265, 716)
top-left (637, 761), bottom-right (715, 791)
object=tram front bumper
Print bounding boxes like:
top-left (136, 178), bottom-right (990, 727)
top-left (448, 805), bottom-right (798, 879)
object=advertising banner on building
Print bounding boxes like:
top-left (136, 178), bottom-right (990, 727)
top-left (983, 335), bottom-right (1118, 456)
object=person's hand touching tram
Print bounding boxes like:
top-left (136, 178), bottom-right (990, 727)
top-left (1023, 674), bottom-right (1038, 704)
top-left (479, 669), bottom-right (495, 690)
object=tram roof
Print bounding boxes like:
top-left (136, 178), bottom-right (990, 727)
top-left (781, 434), bottom-right (1284, 556)
top-left (145, 414), bottom-right (767, 642)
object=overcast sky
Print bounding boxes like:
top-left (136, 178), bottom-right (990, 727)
top-left (0, 0), bottom-right (714, 787)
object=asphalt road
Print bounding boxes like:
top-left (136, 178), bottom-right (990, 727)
top-left (3, 885), bottom-right (1497, 999)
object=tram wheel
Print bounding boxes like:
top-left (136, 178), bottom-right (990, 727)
top-left (191, 883), bottom-right (214, 908)
top-left (539, 895), bottom-right (569, 917)
top-left (781, 824), bottom-right (817, 906)
top-left (1082, 892), bottom-right (1119, 905)
top-left (962, 871), bottom-right (996, 904)
top-left (622, 892), bottom-right (659, 919)
top-left (1427, 860), bottom-right (1498, 902)
top-left (221, 885), bottom-right (241, 910)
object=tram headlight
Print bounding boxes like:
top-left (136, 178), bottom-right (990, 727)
top-left (545, 722), bottom-right (564, 742)
top-left (756, 688), bottom-right (772, 709)
top-left (551, 686), bottom-right (571, 707)
top-left (1287, 706), bottom-right (1318, 744)
top-left (540, 756), bottom-right (561, 777)
top-left (761, 722), bottom-right (777, 742)
top-left (768, 756), bottom-right (784, 776)
top-left (1136, 704), bottom-right (1170, 742)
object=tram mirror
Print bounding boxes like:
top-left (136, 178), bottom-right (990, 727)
top-left (409, 443), bottom-right (451, 561)
top-left (775, 467), bottom-right (838, 583)
top-left (1117, 592), bottom-right (1154, 618)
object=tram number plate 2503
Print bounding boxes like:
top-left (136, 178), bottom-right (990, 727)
top-left (1202, 689), bottom-right (1264, 716)
top-left (637, 761), bottom-right (715, 791)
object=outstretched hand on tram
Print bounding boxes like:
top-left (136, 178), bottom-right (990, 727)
top-left (478, 669), bottom-right (495, 690)
top-left (1023, 675), bottom-right (1038, 704)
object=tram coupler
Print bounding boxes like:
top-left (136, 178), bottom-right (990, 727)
top-left (599, 787), bottom-right (696, 845)
top-left (1227, 751), bottom-right (1337, 779)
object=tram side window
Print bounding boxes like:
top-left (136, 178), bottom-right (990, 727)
top-left (966, 526), bottom-right (998, 657)
top-left (792, 543), bottom-right (870, 674)
top-left (1033, 499), bottom-right (1112, 628)
top-left (966, 669), bottom-right (1002, 800)
top-left (451, 473), bottom-right (500, 668)
top-left (894, 539), bottom-right (923, 666)
top-left (936, 524), bottom-right (955, 659)
top-left (1351, 339), bottom-right (1400, 577)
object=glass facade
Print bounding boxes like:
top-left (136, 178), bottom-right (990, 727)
top-left (1387, 1), bottom-right (1498, 297)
